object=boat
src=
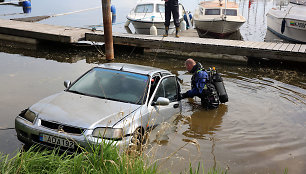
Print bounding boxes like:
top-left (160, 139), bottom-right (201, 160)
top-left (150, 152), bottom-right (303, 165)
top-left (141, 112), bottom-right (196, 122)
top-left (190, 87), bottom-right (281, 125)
top-left (266, 0), bottom-right (306, 43)
top-left (193, 0), bottom-right (246, 38)
top-left (126, 0), bottom-right (185, 35)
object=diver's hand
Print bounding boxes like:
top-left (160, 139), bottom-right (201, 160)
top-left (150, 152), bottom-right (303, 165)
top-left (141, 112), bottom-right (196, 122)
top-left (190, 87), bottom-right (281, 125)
top-left (181, 92), bottom-right (188, 99)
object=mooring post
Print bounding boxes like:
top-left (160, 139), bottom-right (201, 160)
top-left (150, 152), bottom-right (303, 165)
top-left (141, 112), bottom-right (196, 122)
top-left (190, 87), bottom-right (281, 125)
top-left (101, 0), bottom-right (114, 60)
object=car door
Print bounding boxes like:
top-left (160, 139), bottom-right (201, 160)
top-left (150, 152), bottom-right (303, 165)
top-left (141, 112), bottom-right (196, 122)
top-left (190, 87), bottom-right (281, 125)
top-left (147, 75), bottom-right (181, 126)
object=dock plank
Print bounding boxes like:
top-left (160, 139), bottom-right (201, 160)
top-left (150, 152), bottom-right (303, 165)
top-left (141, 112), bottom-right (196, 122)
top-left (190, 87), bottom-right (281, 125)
top-left (239, 41), bottom-right (255, 48)
top-left (272, 43), bottom-right (283, 50)
top-left (292, 44), bottom-right (301, 52)
top-left (260, 42), bottom-right (273, 49)
top-left (250, 42), bottom-right (262, 49)
top-left (227, 40), bottom-right (242, 47)
top-left (285, 44), bottom-right (295, 52)
top-left (299, 45), bottom-right (306, 53)
top-left (279, 43), bottom-right (289, 51)
top-left (254, 42), bottom-right (267, 49)
top-left (266, 43), bottom-right (278, 49)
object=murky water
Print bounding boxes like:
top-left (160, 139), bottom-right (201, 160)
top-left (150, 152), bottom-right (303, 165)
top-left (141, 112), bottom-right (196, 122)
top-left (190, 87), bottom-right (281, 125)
top-left (1, 0), bottom-right (306, 173)
top-left (0, 44), bottom-right (305, 173)
top-left (0, 0), bottom-right (293, 42)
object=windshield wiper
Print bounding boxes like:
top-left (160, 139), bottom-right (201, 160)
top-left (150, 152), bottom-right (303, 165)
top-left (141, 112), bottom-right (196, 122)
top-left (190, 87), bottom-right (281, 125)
top-left (67, 90), bottom-right (87, 96)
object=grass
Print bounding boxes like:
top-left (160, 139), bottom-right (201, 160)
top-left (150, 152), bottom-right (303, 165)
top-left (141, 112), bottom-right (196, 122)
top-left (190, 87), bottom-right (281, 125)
top-left (0, 141), bottom-right (157, 174)
top-left (187, 162), bottom-right (227, 174)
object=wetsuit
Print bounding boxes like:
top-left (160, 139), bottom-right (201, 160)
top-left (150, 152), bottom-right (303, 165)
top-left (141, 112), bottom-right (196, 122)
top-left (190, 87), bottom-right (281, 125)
top-left (164, 0), bottom-right (180, 28)
top-left (182, 63), bottom-right (219, 109)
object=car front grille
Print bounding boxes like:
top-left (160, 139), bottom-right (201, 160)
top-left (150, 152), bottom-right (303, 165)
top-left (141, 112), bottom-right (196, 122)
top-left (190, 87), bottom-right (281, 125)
top-left (40, 120), bottom-right (85, 135)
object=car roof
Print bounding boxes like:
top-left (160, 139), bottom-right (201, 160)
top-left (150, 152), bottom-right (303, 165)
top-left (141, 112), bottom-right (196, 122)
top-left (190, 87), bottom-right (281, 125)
top-left (98, 63), bottom-right (172, 76)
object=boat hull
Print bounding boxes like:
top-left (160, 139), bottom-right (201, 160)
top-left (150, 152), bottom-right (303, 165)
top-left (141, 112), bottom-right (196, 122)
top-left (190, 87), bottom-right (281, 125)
top-left (267, 12), bottom-right (306, 43)
top-left (129, 20), bottom-right (176, 35)
top-left (194, 19), bottom-right (245, 37)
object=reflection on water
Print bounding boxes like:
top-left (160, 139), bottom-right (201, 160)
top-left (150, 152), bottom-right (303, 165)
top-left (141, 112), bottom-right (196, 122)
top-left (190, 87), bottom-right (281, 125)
top-left (0, 45), bottom-right (305, 173)
top-left (182, 105), bottom-right (228, 140)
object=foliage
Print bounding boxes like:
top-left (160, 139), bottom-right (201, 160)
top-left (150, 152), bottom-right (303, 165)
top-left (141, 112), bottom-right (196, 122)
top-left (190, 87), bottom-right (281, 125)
top-left (0, 141), bottom-right (156, 174)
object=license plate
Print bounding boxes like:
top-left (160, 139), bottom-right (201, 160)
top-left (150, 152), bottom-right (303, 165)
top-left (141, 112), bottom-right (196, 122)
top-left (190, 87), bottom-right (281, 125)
top-left (39, 134), bottom-right (75, 149)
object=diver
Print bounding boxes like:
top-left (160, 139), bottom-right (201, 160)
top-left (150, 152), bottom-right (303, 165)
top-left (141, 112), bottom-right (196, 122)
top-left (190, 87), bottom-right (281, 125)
top-left (181, 58), bottom-right (228, 109)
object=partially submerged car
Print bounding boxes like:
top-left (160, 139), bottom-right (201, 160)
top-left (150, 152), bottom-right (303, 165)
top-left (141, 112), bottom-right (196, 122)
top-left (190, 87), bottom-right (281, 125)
top-left (15, 63), bottom-right (182, 151)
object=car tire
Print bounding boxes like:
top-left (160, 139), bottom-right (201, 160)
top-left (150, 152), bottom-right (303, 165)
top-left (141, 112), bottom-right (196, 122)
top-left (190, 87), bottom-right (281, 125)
top-left (131, 127), bottom-right (147, 151)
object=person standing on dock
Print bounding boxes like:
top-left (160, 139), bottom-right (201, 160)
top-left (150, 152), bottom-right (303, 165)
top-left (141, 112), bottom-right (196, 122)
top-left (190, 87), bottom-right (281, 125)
top-left (181, 59), bottom-right (219, 109)
top-left (163, 0), bottom-right (180, 38)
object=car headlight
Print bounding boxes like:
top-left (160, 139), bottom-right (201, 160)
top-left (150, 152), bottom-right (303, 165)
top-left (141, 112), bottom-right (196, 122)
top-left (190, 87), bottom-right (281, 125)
top-left (92, 128), bottom-right (123, 139)
top-left (23, 110), bottom-right (37, 123)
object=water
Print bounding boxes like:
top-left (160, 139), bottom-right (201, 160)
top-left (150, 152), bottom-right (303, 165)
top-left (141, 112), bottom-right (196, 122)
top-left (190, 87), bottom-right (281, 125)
top-left (1, 0), bottom-right (306, 173)
top-left (0, 0), bottom-right (292, 42)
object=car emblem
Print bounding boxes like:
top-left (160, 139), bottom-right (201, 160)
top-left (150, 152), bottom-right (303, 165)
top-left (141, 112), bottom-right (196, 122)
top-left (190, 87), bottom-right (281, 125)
top-left (58, 125), bottom-right (64, 133)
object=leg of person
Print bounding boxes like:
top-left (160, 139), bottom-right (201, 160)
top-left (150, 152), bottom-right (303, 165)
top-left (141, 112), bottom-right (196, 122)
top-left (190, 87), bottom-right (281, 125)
top-left (164, 1), bottom-right (171, 37)
top-left (172, 0), bottom-right (180, 37)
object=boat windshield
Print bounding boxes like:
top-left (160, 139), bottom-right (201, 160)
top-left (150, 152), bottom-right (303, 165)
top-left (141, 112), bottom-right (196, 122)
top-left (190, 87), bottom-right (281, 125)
top-left (68, 68), bottom-right (149, 105)
top-left (290, 0), bottom-right (306, 5)
top-left (156, 4), bottom-right (165, 13)
top-left (223, 9), bottom-right (237, 16)
top-left (135, 4), bottom-right (154, 13)
top-left (205, 9), bottom-right (220, 15)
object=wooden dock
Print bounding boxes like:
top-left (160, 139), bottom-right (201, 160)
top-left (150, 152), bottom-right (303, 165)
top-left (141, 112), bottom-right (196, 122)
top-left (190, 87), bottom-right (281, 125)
top-left (0, 18), bottom-right (305, 63)
top-left (0, 19), bottom-right (92, 43)
top-left (86, 32), bottom-right (306, 63)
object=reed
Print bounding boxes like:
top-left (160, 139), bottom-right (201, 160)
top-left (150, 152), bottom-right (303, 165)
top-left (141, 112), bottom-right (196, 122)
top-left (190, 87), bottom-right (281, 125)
top-left (0, 141), bottom-right (157, 174)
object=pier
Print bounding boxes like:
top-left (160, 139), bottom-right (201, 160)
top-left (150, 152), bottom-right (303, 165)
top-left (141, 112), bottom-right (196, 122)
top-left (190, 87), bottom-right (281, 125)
top-left (0, 19), bottom-right (305, 63)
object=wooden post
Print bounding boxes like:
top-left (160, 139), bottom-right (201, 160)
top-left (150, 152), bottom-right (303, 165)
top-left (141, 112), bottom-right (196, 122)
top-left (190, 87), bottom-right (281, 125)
top-left (101, 0), bottom-right (114, 60)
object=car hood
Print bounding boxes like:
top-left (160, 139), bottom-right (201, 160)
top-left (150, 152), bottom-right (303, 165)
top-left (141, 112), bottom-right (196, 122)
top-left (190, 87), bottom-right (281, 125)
top-left (30, 91), bottom-right (141, 129)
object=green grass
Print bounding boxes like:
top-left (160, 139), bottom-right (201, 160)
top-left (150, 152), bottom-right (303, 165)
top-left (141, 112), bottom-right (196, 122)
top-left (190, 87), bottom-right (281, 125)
top-left (186, 162), bottom-right (226, 174)
top-left (0, 141), bottom-right (156, 174)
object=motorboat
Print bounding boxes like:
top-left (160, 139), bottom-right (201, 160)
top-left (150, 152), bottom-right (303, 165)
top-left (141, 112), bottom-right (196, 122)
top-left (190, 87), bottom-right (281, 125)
top-left (193, 0), bottom-right (246, 38)
top-left (126, 0), bottom-right (185, 35)
top-left (267, 0), bottom-right (306, 43)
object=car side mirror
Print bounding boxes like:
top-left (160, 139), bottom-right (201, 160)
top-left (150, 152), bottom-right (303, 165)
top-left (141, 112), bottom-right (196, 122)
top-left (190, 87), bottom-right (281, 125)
top-left (152, 97), bottom-right (170, 106)
top-left (64, 80), bottom-right (71, 88)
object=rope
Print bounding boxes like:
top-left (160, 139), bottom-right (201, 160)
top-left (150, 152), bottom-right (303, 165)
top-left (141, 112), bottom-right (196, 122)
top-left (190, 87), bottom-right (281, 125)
top-left (52, 6), bottom-right (101, 17)
top-left (11, 6), bottom-right (102, 22)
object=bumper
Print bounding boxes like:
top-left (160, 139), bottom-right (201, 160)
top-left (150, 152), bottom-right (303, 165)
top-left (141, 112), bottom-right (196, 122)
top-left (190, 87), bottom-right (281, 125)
top-left (15, 116), bottom-right (132, 152)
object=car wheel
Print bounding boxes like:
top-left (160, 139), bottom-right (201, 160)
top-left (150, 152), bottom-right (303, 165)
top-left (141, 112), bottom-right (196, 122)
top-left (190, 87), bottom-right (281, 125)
top-left (131, 127), bottom-right (147, 151)
top-left (21, 143), bottom-right (32, 152)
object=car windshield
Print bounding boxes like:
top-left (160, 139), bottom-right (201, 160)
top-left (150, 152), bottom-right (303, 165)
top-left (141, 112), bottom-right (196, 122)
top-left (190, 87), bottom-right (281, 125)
top-left (68, 68), bottom-right (149, 105)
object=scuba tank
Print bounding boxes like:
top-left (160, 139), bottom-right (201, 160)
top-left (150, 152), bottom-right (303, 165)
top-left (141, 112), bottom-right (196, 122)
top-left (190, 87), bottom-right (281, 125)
top-left (208, 67), bottom-right (228, 103)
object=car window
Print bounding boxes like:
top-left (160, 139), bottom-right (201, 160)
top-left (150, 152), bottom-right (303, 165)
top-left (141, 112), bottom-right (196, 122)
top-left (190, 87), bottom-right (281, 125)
top-left (68, 68), bottom-right (149, 105)
top-left (153, 76), bottom-right (178, 102)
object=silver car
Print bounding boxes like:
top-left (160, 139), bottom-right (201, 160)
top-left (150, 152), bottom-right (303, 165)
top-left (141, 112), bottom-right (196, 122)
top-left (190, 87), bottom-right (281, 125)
top-left (15, 63), bottom-right (182, 151)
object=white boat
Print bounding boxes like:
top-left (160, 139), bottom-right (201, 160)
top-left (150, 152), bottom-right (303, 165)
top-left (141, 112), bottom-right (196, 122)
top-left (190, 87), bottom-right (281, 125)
top-left (267, 0), bottom-right (306, 43)
top-left (126, 0), bottom-right (185, 35)
top-left (193, 0), bottom-right (246, 38)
